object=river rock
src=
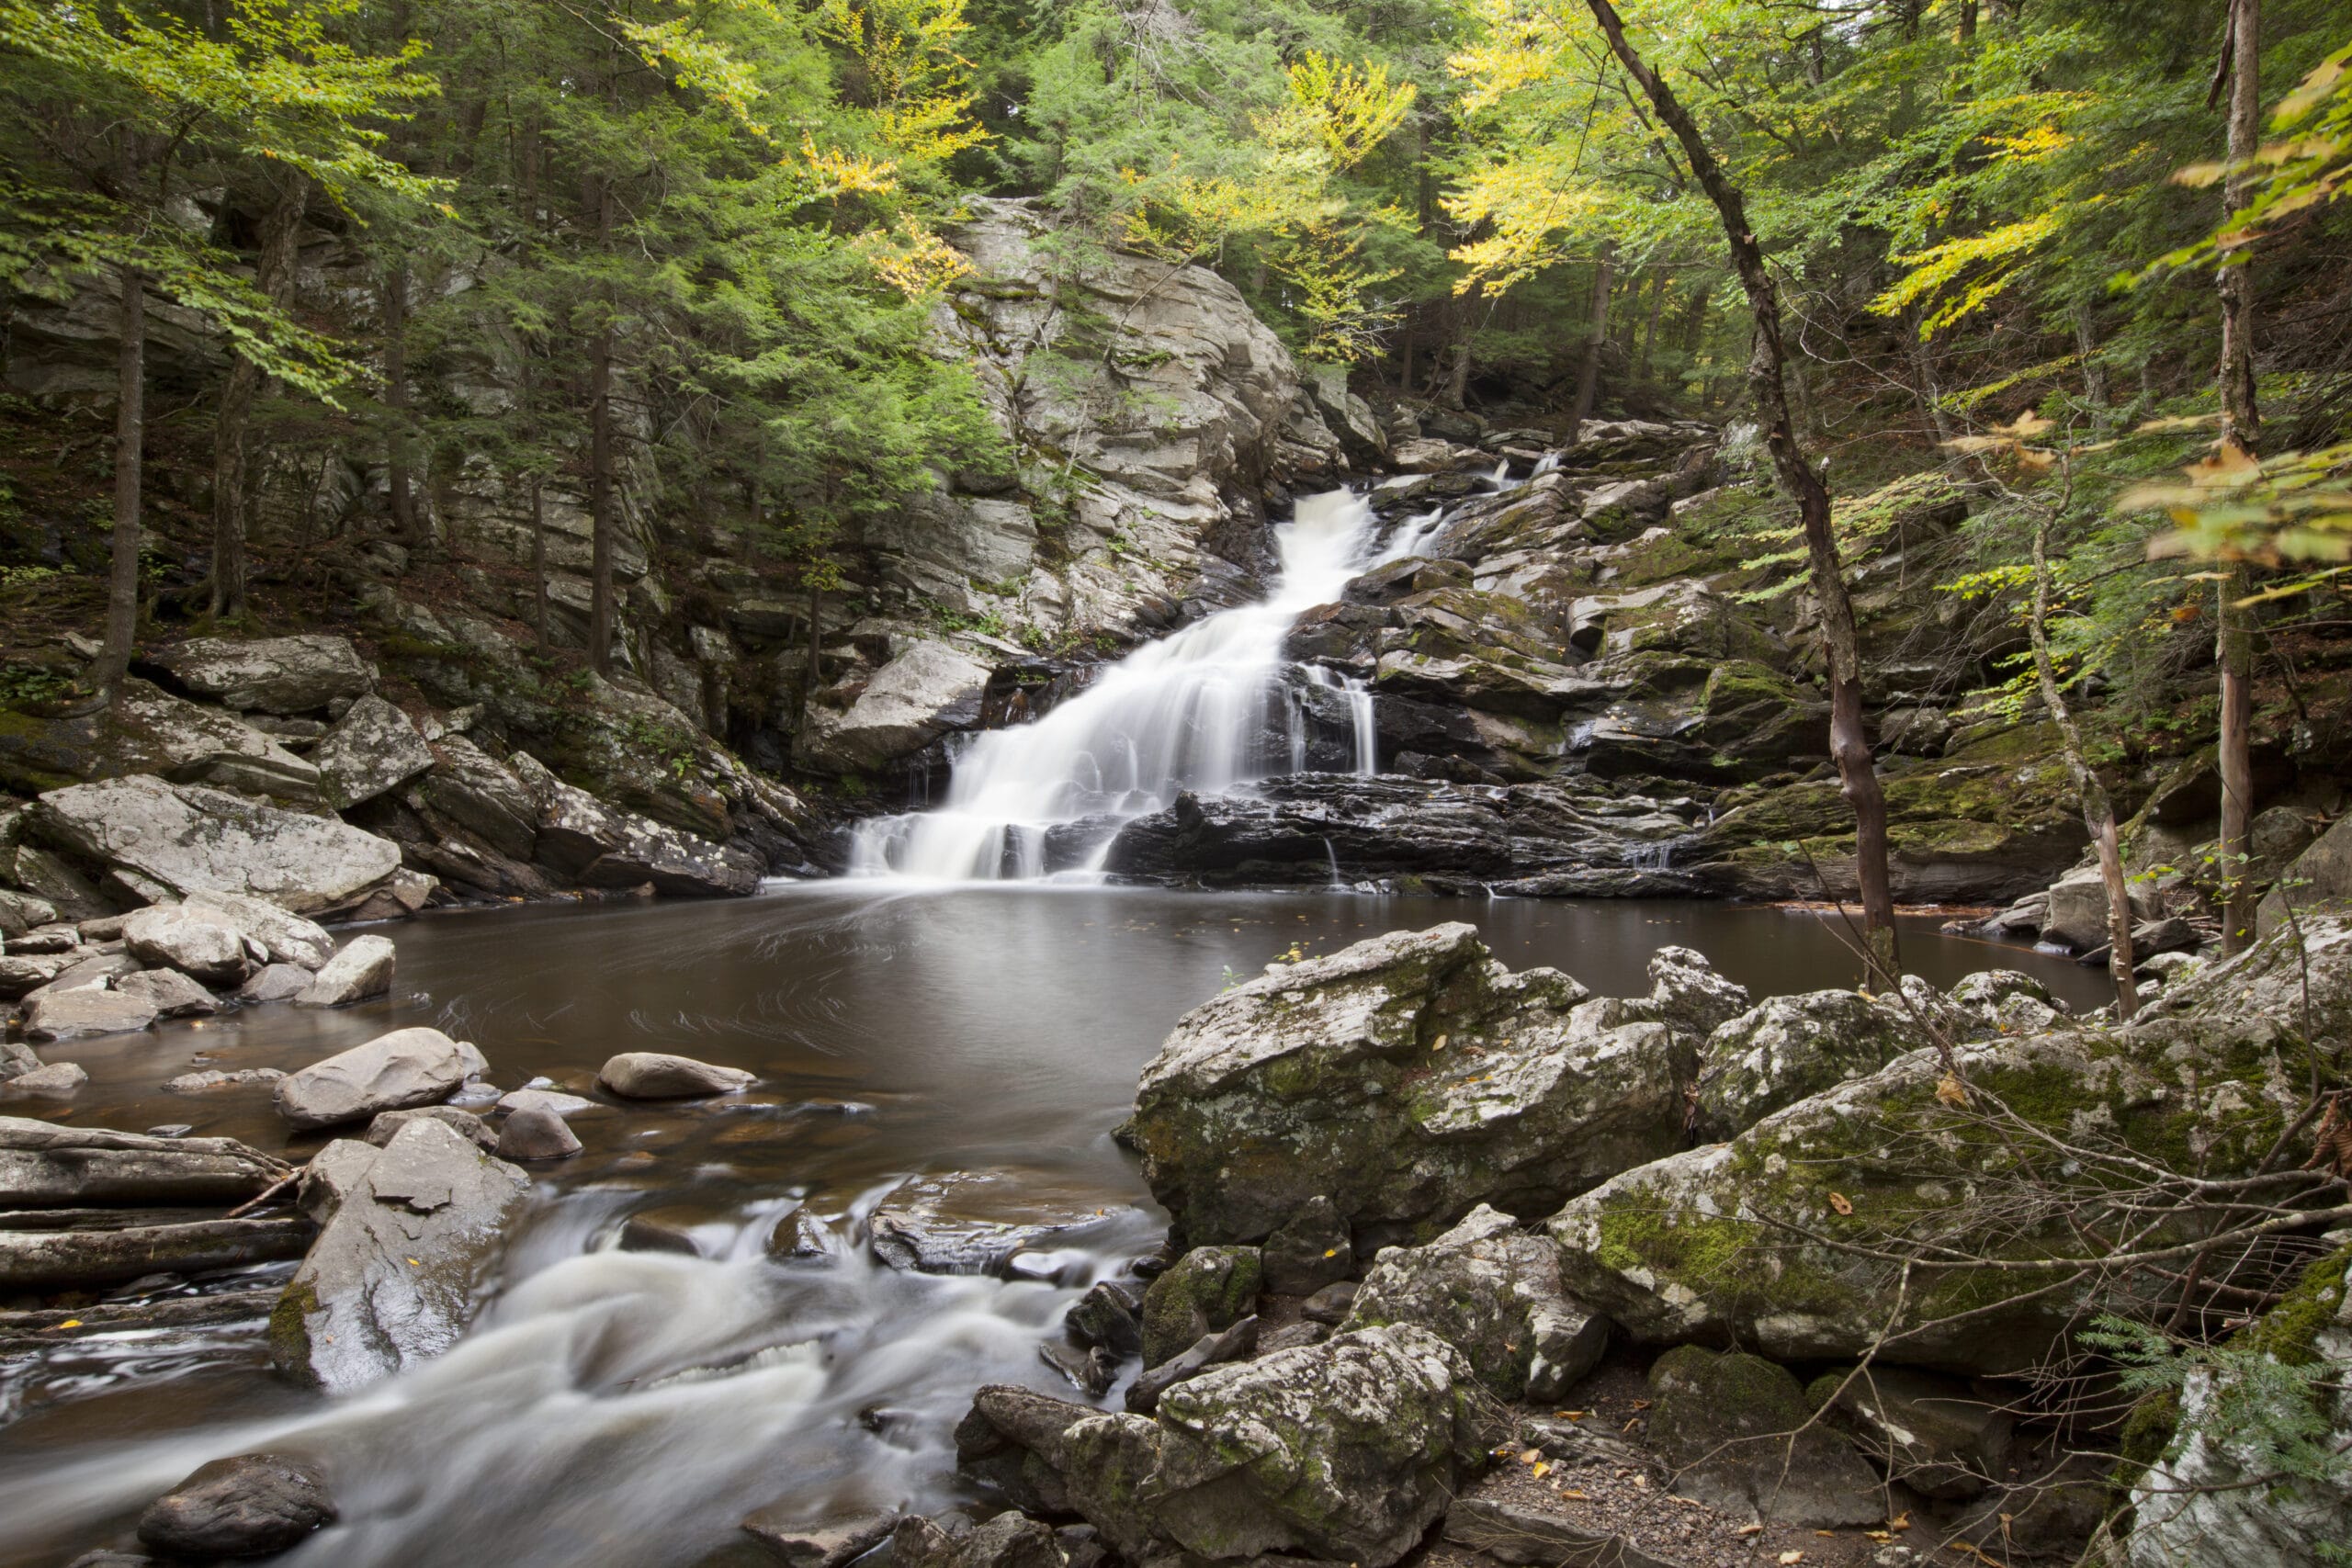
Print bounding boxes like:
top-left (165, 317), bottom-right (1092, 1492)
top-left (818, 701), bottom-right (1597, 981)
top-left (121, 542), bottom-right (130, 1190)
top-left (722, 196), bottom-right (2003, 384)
top-left (185, 889), bottom-right (336, 969)
top-left (496, 1087), bottom-right (598, 1117)
top-left (891, 1512), bottom-right (1062, 1568)
top-left (1646, 1346), bottom-right (1882, 1526)
top-left (1125, 922), bottom-right (1693, 1246)
top-left (23, 987), bottom-right (159, 1043)
top-left (312, 694), bottom-right (436, 809)
top-left (0, 1040), bottom-right (38, 1080)
top-left (21, 949), bottom-right (140, 1003)
top-left (963, 1325), bottom-right (1495, 1568)
top-left (366, 1104), bottom-right (498, 1153)
top-left (269, 1117), bottom-right (530, 1392)
top-left (1342, 1204), bottom-right (1607, 1401)
top-left (166, 1066), bottom-right (286, 1093)
top-left (2040, 863), bottom-right (2158, 952)
top-left (797, 639), bottom-right (993, 773)
top-left (28, 775), bottom-right (401, 915)
top-left (137, 1452), bottom-right (337, 1558)
top-left (293, 935), bottom-right (396, 1008)
top-left (597, 1051), bottom-right (752, 1099)
top-left (869, 1171), bottom-right (1121, 1274)
top-left (1064, 1279), bottom-right (1144, 1356)
top-left (237, 963), bottom-right (313, 1002)
top-left (116, 967), bottom-right (220, 1018)
top-left (1550, 918), bottom-right (2346, 1377)
top-left (743, 1509), bottom-right (902, 1568)
top-left (496, 1106), bottom-right (582, 1161)
top-left (153, 634), bottom-right (373, 715)
top-left (275, 1026), bottom-right (487, 1129)
top-left (0, 1117), bottom-right (289, 1205)
top-left (6, 1061), bottom-right (87, 1095)
top-left (1139, 1245), bottom-right (1261, 1366)
top-left (1690, 987), bottom-right (1920, 1140)
top-left (121, 903), bottom-right (251, 985)
top-left (1809, 1364), bottom-right (2014, 1499)
top-left (1260, 1194), bottom-right (1351, 1295)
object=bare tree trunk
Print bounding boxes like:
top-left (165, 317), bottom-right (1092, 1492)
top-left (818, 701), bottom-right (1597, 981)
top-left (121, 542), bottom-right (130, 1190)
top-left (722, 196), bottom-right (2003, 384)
top-left (531, 478), bottom-right (549, 652)
top-left (2072, 297), bottom-right (2111, 434)
top-left (2030, 502), bottom-right (2137, 1014)
top-left (2216, 0), bottom-right (2262, 953)
top-left (1570, 241), bottom-right (1615, 438)
top-left (1958, 0), bottom-right (1979, 41)
top-left (96, 265), bottom-right (145, 693)
top-left (384, 264), bottom-right (420, 547)
top-left (587, 175), bottom-right (617, 677)
top-left (1635, 270), bottom-right (1668, 381)
top-left (209, 175), bottom-right (308, 619)
top-left (1904, 304), bottom-right (1956, 445)
top-left (1585, 0), bottom-right (1900, 984)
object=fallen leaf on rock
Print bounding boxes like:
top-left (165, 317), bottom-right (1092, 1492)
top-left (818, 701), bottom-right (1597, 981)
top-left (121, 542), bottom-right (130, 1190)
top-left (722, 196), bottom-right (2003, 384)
top-left (1936, 1074), bottom-right (1969, 1107)
top-left (1736, 1525), bottom-right (1763, 1537)
top-left (1778, 1553), bottom-right (1804, 1565)
top-left (1828, 1191), bottom-right (1854, 1215)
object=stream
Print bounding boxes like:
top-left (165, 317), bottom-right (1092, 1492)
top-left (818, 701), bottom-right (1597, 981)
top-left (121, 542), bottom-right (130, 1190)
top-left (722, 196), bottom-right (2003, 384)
top-left (0, 886), bottom-right (2107, 1568)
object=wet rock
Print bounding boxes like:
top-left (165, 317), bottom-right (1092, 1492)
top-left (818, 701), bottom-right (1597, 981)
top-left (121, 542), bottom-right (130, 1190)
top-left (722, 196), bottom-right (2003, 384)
top-left (869, 1171), bottom-right (1121, 1274)
top-left (312, 694), bottom-right (436, 809)
top-left (1260, 1195), bottom-right (1351, 1296)
top-left (365, 1104), bottom-right (497, 1153)
top-left (122, 904), bottom-right (251, 985)
top-left (496, 1086), bottom-right (598, 1117)
top-left (166, 1067), bottom-right (287, 1093)
top-left (956, 1383), bottom-right (1089, 1516)
top-left (741, 1508), bottom-right (900, 1568)
top-left (890, 1511), bottom-right (1064, 1568)
top-left (1040, 1338), bottom-right (1119, 1398)
top-left (1140, 1245), bottom-right (1261, 1366)
top-left (767, 1206), bottom-right (837, 1261)
top-left (1300, 1281), bottom-right (1357, 1324)
top-left (64, 1552), bottom-right (153, 1566)
top-left (1125, 1314), bottom-right (1258, 1413)
top-left (269, 1118), bottom-right (530, 1392)
top-left (1647, 1346), bottom-right (1882, 1526)
top-left (6, 1061), bottom-right (87, 1095)
top-left (0, 1117), bottom-right (289, 1205)
top-left (276, 1026), bottom-right (488, 1129)
top-left (496, 1105), bottom-right (582, 1161)
top-left (1126, 923), bottom-right (1692, 1246)
top-left (1343, 1204), bottom-right (1607, 1401)
top-left (28, 775), bottom-right (401, 916)
top-left (23, 987), bottom-right (159, 1043)
top-left (597, 1051), bottom-right (752, 1099)
top-left (1809, 1365), bottom-right (2013, 1499)
top-left (151, 634), bottom-right (373, 715)
top-left (184, 889), bottom-right (336, 970)
top-left (116, 967), bottom-right (221, 1019)
top-left (1442, 1499), bottom-right (1675, 1568)
top-left (798, 640), bottom-right (993, 773)
top-left (293, 935), bottom-right (396, 1008)
top-left (137, 1452), bottom-right (336, 1558)
top-left (1065, 1279), bottom-right (1144, 1356)
top-left (237, 963), bottom-right (313, 1002)
top-left (1691, 987), bottom-right (1921, 1140)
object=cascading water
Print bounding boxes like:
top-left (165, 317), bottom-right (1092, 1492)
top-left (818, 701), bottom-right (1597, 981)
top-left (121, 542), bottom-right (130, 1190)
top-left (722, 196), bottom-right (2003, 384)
top-left (850, 489), bottom-right (1399, 881)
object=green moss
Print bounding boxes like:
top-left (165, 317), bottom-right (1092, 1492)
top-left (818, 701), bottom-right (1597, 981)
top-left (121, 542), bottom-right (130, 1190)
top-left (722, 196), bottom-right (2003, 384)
top-left (266, 1279), bottom-right (317, 1378)
top-left (2240, 1242), bottom-right (2352, 1368)
top-left (1701, 660), bottom-right (1802, 716)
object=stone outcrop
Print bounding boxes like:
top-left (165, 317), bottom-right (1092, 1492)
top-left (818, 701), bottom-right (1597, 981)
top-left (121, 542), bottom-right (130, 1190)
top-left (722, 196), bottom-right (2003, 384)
top-left (150, 634), bottom-right (374, 715)
top-left (1125, 923), bottom-right (1695, 1246)
top-left (270, 1117), bottom-right (529, 1392)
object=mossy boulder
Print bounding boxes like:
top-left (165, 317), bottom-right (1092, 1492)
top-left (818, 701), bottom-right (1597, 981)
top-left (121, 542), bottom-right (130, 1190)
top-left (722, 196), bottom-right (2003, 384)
top-left (1647, 1346), bottom-right (1882, 1526)
top-left (1139, 1245), bottom-right (1261, 1367)
top-left (1692, 979), bottom-right (1955, 1141)
top-left (1125, 923), bottom-right (1696, 1247)
top-left (1342, 1203), bottom-right (1607, 1400)
top-left (1551, 919), bottom-right (2346, 1377)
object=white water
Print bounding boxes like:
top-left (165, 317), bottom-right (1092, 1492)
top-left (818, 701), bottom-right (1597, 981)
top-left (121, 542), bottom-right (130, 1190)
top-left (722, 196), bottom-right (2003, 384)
top-left (851, 490), bottom-right (1404, 881)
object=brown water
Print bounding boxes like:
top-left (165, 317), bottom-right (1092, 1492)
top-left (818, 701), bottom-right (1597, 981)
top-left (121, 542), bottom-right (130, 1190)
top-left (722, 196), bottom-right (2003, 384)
top-left (0, 887), bottom-right (2101, 1567)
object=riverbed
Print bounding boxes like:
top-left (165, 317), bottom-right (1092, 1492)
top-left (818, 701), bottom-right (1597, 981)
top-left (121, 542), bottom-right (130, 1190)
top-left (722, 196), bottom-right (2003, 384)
top-left (0, 886), bottom-right (2104, 1567)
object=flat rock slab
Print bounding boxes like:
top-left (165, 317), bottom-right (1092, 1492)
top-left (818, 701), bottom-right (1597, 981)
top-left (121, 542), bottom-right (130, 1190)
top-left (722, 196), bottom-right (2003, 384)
top-left (6, 1062), bottom-right (88, 1095)
top-left (598, 1052), bottom-right (752, 1099)
top-left (276, 1026), bottom-right (487, 1129)
top-left (269, 1118), bottom-right (529, 1393)
top-left (152, 634), bottom-right (372, 715)
top-left (869, 1171), bottom-right (1129, 1275)
top-left (117, 967), bottom-right (220, 1018)
top-left (22, 987), bottom-right (159, 1043)
top-left (0, 1117), bottom-right (289, 1206)
top-left (1442, 1498), bottom-right (1676, 1568)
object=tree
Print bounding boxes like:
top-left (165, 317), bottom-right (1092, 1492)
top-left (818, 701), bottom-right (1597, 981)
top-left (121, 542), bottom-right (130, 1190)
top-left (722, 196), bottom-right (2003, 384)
top-left (1578, 0), bottom-right (1901, 983)
top-left (2214, 0), bottom-right (2264, 954)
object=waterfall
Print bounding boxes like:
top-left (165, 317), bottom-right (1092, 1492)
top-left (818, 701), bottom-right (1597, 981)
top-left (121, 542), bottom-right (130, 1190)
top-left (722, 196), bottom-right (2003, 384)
top-left (850, 490), bottom-right (1394, 881)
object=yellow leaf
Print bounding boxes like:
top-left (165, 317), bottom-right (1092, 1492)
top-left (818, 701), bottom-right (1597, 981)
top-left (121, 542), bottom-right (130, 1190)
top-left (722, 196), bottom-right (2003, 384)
top-left (1531, 1462), bottom-right (1550, 1478)
top-left (1936, 1075), bottom-right (1969, 1108)
top-left (1890, 1512), bottom-right (1912, 1530)
top-left (1828, 1191), bottom-right (1854, 1216)
top-left (55, 1319), bottom-right (81, 1330)
top-left (1736, 1525), bottom-right (1764, 1537)
top-left (1779, 1553), bottom-right (1805, 1565)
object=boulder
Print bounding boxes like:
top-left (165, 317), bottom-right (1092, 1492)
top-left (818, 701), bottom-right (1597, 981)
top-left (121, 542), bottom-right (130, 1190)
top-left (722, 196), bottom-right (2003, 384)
top-left (151, 634), bottom-right (373, 715)
top-left (496, 1087), bottom-right (598, 1118)
top-left (890, 1513), bottom-right (1063, 1568)
top-left (237, 963), bottom-right (313, 1003)
top-left (29, 775), bottom-right (401, 915)
top-left (0, 678), bottom-right (322, 803)
top-left (1260, 1195), bottom-right (1351, 1296)
top-left (0, 888), bottom-right (58, 938)
top-left (1139, 1246), bottom-right (1261, 1366)
top-left (495, 1105), bottom-right (582, 1161)
top-left (412, 736), bottom-right (542, 863)
top-left (797, 639), bottom-right (992, 773)
top-left (1809, 1364), bottom-right (2014, 1500)
top-left (958, 1325), bottom-right (1495, 1568)
top-left (365, 1104), bottom-right (498, 1153)
top-left (275, 1026), bottom-right (488, 1129)
top-left (0, 950), bottom-right (85, 998)
top-left (1343, 1204), bottom-right (1607, 1401)
top-left (2256, 811), bottom-right (2352, 939)
top-left (269, 1118), bottom-right (529, 1393)
top-left (597, 1051), bottom-right (752, 1099)
top-left (311, 694), bottom-right (436, 809)
top-left (511, 752), bottom-right (763, 897)
top-left (1550, 919), bottom-right (2345, 1376)
top-left (121, 903), bottom-right (251, 985)
top-left (1691, 987), bottom-right (1920, 1140)
top-left (137, 1452), bottom-right (336, 1558)
top-left (1064, 1279), bottom-right (1144, 1357)
top-left (869, 1171), bottom-right (1123, 1275)
top-left (1646, 1346), bottom-right (1883, 1526)
top-left (1125, 923), bottom-right (1693, 1247)
top-left (2041, 864), bottom-right (2157, 952)
top-left (23, 987), bottom-right (159, 1043)
top-left (293, 935), bottom-right (396, 1008)
top-left (22, 950), bottom-right (141, 1006)
top-left (1125, 1315), bottom-right (1258, 1412)
top-left (116, 967), bottom-right (220, 1019)
top-left (6, 1061), bottom-right (87, 1094)
top-left (1630, 944), bottom-right (1752, 1039)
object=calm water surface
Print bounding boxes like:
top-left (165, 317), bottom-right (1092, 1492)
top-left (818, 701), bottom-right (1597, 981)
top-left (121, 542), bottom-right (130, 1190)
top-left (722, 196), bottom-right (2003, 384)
top-left (0, 887), bottom-right (2100, 1567)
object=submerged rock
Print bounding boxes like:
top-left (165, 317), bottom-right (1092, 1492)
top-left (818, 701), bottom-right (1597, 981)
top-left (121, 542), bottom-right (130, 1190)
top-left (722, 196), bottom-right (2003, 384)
top-left (269, 1117), bottom-right (529, 1393)
top-left (1125, 923), bottom-right (1694, 1246)
top-left (138, 1452), bottom-right (336, 1559)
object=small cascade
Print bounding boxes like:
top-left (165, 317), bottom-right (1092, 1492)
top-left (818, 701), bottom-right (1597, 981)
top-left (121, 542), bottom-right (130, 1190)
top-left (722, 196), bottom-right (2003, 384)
top-left (850, 490), bottom-right (1403, 881)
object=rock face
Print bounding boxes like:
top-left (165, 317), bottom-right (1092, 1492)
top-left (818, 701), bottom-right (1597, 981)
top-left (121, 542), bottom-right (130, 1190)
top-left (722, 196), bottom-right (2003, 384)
top-left (137, 1452), bottom-right (337, 1558)
top-left (1125, 923), bottom-right (1694, 1246)
top-left (1646, 1346), bottom-right (1883, 1526)
top-left (959, 1325), bottom-right (1494, 1568)
top-left (275, 1027), bottom-right (487, 1129)
top-left (311, 694), bottom-right (436, 809)
top-left (152, 634), bottom-right (374, 715)
top-left (1550, 919), bottom-right (2346, 1376)
top-left (597, 1052), bottom-right (752, 1099)
top-left (270, 1117), bottom-right (529, 1392)
top-left (29, 775), bottom-right (401, 915)
top-left (294, 934), bottom-right (396, 1008)
top-left (1343, 1204), bottom-right (1607, 1401)
top-left (1691, 987), bottom-right (1919, 1140)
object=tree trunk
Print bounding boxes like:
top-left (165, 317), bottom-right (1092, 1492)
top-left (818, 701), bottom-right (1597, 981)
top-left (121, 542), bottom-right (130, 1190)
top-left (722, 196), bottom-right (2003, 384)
top-left (1904, 304), bottom-right (1956, 445)
top-left (531, 478), bottom-right (549, 652)
top-left (1438, 340), bottom-right (1472, 411)
top-left (384, 265), bottom-right (420, 547)
top-left (1584, 0), bottom-right (1900, 984)
top-left (2072, 297), bottom-right (2111, 434)
top-left (96, 265), bottom-right (145, 692)
top-left (0, 1216), bottom-right (312, 1293)
top-left (587, 174), bottom-right (617, 676)
top-left (1958, 0), bottom-right (1979, 41)
top-left (1635, 270), bottom-right (1668, 381)
top-left (2029, 502), bottom-right (2137, 1015)
top-left (2216, 0), bottom-right (2262, 953)
top-left (209, 176), bottom-right (309, 619)
top-left (1571, 241), bottom-right (1615, 438)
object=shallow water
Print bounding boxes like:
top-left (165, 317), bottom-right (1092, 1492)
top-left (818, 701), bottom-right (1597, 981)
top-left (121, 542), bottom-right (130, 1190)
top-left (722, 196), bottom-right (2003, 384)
top-left (0, 886), bottom-right (2105, 1566)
